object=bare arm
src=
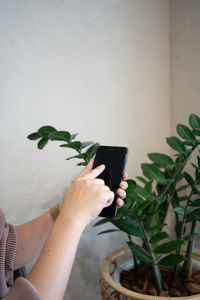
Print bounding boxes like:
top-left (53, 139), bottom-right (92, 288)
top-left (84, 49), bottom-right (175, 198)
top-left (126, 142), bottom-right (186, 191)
top-left (26, 162), bottom-right (115, 300)
top-left (15, 209), bottom-right (55, 270)
top-left (14, 169), bottom-right (127, 271)
top-left (26, 213), bottom-right (84, 300)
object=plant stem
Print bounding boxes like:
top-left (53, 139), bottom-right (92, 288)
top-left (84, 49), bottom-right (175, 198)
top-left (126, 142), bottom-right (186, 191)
top-left (128, 234), bottom-right (139, 274)
top-left (147, 148), bottom-right (195, 231)
top-left (182, 221), bottom-right (199, 279)
top-left (180, 188), bottom-right (194, 241)
top-left (139, 221), bottom-right (162, 294)
top-left (172, 180), bottom-right (197, 279)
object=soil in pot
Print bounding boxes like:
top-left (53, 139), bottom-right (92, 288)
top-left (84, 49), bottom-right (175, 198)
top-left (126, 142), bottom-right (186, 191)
top-left (120, 263), bottom-right (200, 297)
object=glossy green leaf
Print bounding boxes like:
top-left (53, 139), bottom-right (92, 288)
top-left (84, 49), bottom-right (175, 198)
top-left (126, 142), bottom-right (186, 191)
top-left (186, 209), bottom-right (200, 222)
top-left (184, 171), bottom-right (195, 185)
top-left (98, 229), bottom-right (120, 235)
top-left (191, 163), bottom-right (198, 169)
top-left (156, 195), bottom-right (167, 205)
top-left (166, 137), bottom-right (186, 153)
top-left (189, 114), bottom-right (200, 131)
top-left (80, 141), bottom-right (93, 149)
top-left (27, 132), bottom-right (40, 140)
top-left (157, 179), bottom-right (175, 184)
top-left (193, 129), bottom-right (200, 136)
top-left (127, 241), bottom-right (151, 263)
top-left (85, 143), bottom-right (100, 160)
top-left (192, 186), bottom-right (200, 195)
top-left (141, 163), bottom-right (165, 181)
top-left (175, 221), bottom-right (183, 239)
top-left (76, 162), bottom-right (87, 166)
top-left (38, 126), bottom-right (57, 138)
top-left (38, 138), bottom-right (48, 149)
top-left (127, 179), bottom-right (136, 188)
top-left (137, 200), bottom-right (154, 217)
top-left (145, 181), bottom-right (153, 193)
top-left (195, 168), bottom-right (200, 181)
top-left (184, 233), bottom-right (200, 241)
top-left (111, 209), bottom-right (144, 238)
top-left (179, 196), bottom-right (189, 202)
top-left (60, 141), bottom-right (82, 150)
top-left (69, 133), bottom-right (78, 141)
top-left (136, 176), bottom-right (147, 184)
top-left (190, 198), bottom-right (200, 207)
top-left (150, 223), bottom-right (167, 233)
top-left (125, 180), bottom-right (137, 200)
top-left (148, 153), bottom-right (174, 168)
top-left (174, 206), bottom-right (185, 216)
top-left (177, 184), bottom-right (190, 192)
top-left (150, 232), bottom-right (169, 244)
top-left (135, 183), bottom-right (153, 198)
top-left (93, 218), bottom-right (110, 227)
top-left (158, 254), bottom-right (185, 266)
top-left (177, 124), bottom-right (196, 141)
top-left (66, 153), bottom-right (86, 160)
top-left (154, 240), bottom-right (184, 254)
top-left (129, 193), bottom-right (144, 209)
top-left (49, 130), bottom-right (70, 141)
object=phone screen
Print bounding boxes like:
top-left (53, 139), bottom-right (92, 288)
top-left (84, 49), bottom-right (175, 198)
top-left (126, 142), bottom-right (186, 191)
top-left (93, 146), bottom-right (128, 218)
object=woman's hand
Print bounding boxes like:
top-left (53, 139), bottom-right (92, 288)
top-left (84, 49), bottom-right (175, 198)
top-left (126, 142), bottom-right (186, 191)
top-left (25, 161), bottom-right (128, 300)
top-left (60, 160), bottom-right (114, 229)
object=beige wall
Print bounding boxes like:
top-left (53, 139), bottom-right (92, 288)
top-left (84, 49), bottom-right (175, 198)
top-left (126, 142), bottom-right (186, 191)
top-left (171, 0), bottom-right (200, 248)
top-left (171, 0), bottom-right (200, 131)
top-left (0, 1), bottom-right (170, 299)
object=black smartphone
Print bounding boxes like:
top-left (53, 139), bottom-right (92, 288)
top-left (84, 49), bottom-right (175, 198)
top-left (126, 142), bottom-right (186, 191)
top-left (93, 146), bottom-right (128, 218)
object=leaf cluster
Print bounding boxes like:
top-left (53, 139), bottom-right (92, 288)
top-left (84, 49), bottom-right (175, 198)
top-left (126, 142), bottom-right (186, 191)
top-left (27, 125), bottom-right (99, 165)
top-left (95, 114), bottom-right (200, 293)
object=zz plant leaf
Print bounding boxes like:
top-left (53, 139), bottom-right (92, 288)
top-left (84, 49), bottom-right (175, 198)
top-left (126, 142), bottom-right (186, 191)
top-left (158, 254), bottom-right (185, 266)
top-left (166, 136), bottom-right (186, 153)
top-left (177, 124), bottom-right (196, 142)
top-left (154, 240), bottom-right (184, 254)
top-left (141, 163), bottom-right (165, 181)
top-left (127, 241), bottom-right (151, 263)
top-left (189, 114), bottom-right (200, 131)
top-left (148, 153), bottom-right (174, 168)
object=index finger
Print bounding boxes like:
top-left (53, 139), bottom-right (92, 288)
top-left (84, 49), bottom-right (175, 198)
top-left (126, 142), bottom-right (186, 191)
top-left (76, 160), bottom-right (94, 179)
top-left (82, 164), bottom-right (105, 180)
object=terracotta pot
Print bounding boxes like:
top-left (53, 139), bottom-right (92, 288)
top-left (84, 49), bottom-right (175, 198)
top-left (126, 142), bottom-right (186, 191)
top-left (99, 247), bottom-right (200, 300)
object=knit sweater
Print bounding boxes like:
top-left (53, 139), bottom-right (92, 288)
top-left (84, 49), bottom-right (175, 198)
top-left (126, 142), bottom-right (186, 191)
top-left (0, 209), bottom-right (42, 299)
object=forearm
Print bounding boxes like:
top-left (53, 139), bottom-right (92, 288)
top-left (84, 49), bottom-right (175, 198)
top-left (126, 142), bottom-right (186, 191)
top-left (15, 209), bottom-right (54, 269)
top-left (27, 214), bottom-right (83, 300)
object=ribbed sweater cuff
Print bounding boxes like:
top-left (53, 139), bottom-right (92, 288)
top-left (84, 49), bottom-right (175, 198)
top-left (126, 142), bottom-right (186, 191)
top-left (4, 278), bottom-right (42, 300)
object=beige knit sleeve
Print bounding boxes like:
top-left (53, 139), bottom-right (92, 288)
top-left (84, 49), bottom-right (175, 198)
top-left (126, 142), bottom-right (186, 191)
top-left (3, 277), bottom-right (42, 300)
top-left (0, 208), bottom-right (17, 297)
top-left (0, 209), bottom-right (42, 300)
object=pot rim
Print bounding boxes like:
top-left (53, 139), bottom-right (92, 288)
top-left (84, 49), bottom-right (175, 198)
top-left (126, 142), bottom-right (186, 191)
top-left (100, 246), bottom-right (200, 300)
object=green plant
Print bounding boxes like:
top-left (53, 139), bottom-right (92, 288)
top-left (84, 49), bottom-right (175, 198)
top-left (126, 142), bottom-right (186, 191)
top-left (27, 126), bottom-right (99, 166)
top-left (28, 114), bottom-right (200, 296)
top-left (95, 113), bottom-right (200, 295)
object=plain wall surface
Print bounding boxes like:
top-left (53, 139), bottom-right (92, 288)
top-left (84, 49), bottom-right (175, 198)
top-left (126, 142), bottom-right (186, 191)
top-left (171, 0), bottom-right (200, 248)
top-left (0, 1), bottom-right (170, 299)
top-left (171, 0), bottom-right (200, 129)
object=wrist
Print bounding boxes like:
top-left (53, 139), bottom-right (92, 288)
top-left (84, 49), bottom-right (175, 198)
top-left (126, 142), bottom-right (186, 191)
top-left (56, 211), bottom-right (86, 234)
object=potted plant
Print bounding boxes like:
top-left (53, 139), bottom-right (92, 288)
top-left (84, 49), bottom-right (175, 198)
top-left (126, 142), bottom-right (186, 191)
top-left (96, 113), bottom-right (200, 299)
top-left (28, 113), bottom-right (200, 299)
